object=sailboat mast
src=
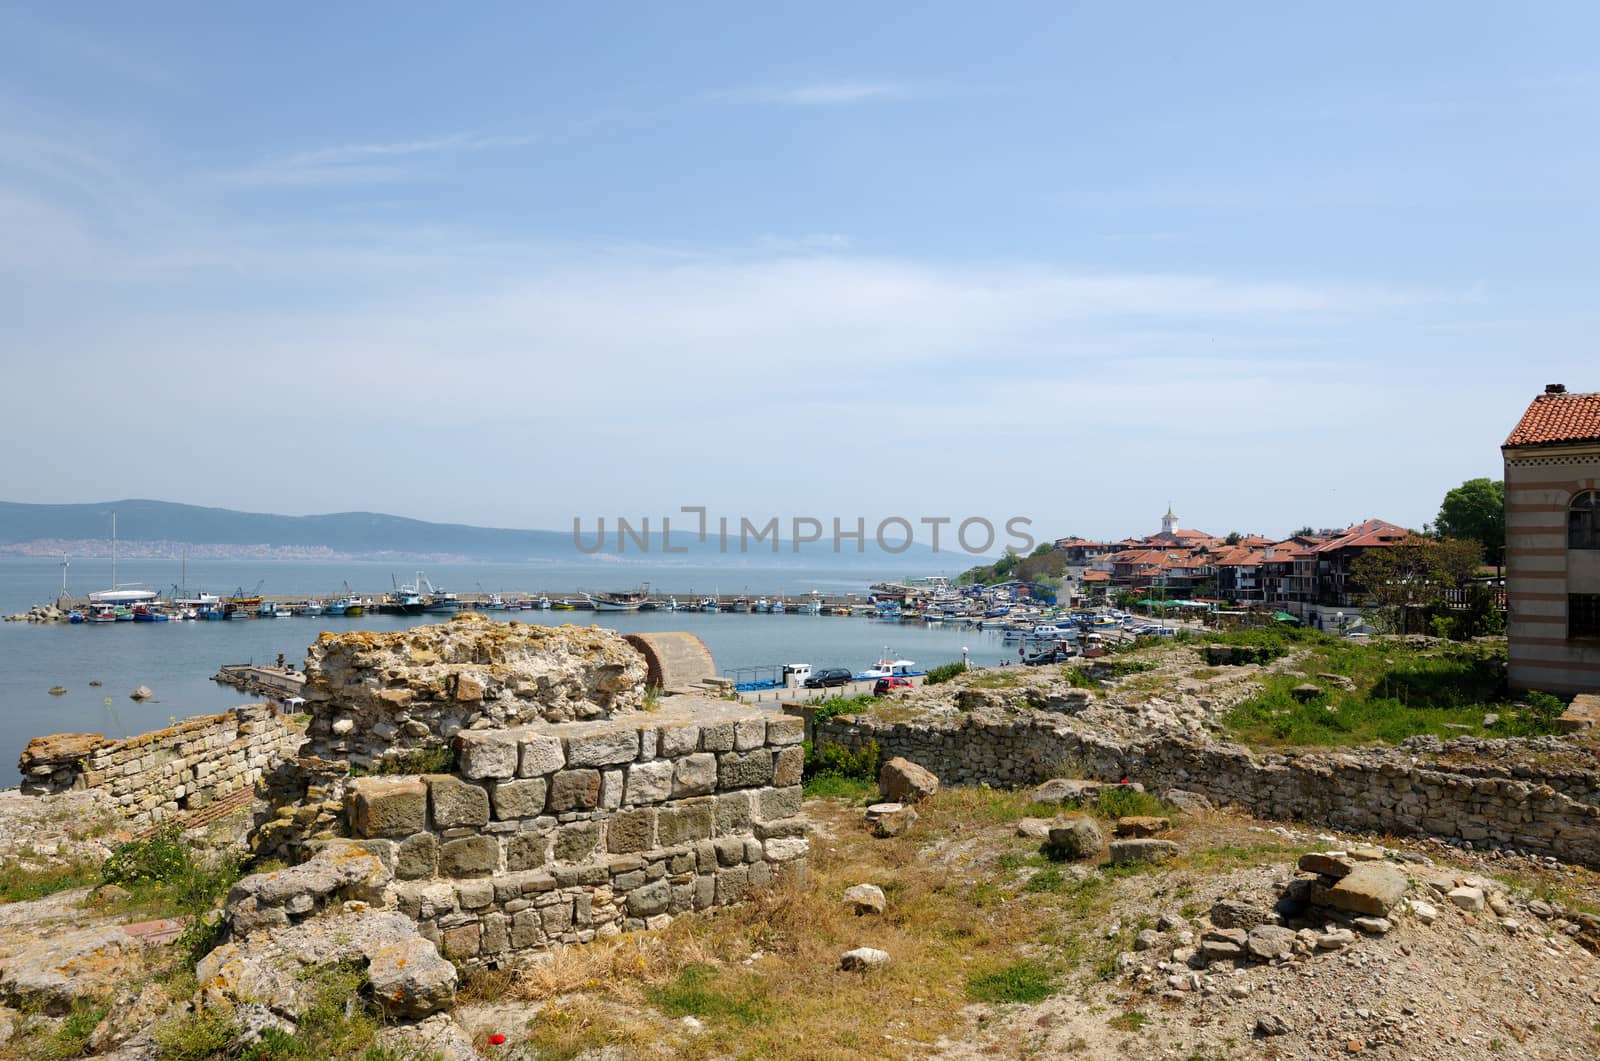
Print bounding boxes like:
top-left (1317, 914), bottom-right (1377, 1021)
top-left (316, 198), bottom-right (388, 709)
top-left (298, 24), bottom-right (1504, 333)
top-left (111, 512), bottom-right (117, 590)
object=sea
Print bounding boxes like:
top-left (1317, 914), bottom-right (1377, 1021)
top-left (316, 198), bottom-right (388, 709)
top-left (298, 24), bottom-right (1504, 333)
top-left (0, 557), bottom-right (1017, 782)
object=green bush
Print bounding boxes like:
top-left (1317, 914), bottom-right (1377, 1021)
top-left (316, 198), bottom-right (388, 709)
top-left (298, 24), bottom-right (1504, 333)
top-left (810, 695), bottom-right (878, 727)
top-left (924, 661), bottom-right (968, 685)
top-left (804, 739), bottom-right (881, 782)
top-left (101, 824), bottom-right (248, 965)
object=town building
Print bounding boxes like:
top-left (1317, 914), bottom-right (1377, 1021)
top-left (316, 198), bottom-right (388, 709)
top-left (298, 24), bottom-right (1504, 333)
top-left (1503, 384), bottom-right (1600, 693)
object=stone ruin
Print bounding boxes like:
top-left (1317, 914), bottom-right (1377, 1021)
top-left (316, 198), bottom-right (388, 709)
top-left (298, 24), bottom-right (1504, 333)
top-left (300, 612), bottom-right (648, 767)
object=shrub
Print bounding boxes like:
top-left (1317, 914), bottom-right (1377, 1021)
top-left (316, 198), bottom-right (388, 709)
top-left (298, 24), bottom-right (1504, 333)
top-left (804, 739), bottom-right (881, 783)
top-left (924, 661), bottom-right (968, 685)
top-left (349, 743), bottom-right (455, 777)
top-left (100, 824), bottom-right (248, 965)
top-left (810, 695), bottom-right (878, 727)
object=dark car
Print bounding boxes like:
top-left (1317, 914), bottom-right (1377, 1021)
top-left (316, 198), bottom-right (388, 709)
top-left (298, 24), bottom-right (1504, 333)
top-left (804, 667), bottom-right (854, 689)
top-left (1023, 647), bottom-right (1071, 666)
top-left (872, 676), bottom-right (914, 695)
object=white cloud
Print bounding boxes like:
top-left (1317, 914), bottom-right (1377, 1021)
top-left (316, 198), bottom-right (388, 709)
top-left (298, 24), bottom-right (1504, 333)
top-left (715, 81), bottom-right (922, 106)
top-left (222, 132), bottom-right (537, 187)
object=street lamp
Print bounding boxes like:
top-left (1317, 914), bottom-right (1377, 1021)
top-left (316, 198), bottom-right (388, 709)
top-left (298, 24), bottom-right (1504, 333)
top-left (962, 646), bottom-right (970, 671)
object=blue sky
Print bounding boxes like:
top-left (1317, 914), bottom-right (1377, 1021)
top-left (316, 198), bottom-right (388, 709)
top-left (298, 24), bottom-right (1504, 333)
top-left (2, 2), bottom-right (1597, 544)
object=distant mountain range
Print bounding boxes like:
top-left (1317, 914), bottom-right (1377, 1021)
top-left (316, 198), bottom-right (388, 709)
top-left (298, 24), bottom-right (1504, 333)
top-left (0, 500), bottom-right (949, 569)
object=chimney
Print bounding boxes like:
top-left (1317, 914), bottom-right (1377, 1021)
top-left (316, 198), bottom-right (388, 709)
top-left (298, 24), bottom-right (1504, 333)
top-left (1546, 383), bottom-right (1567, 394)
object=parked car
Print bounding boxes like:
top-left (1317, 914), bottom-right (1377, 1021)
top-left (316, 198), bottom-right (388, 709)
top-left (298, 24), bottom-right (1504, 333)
top-left (804, 667), bottom-right (854, 689)
top-left (873, 676), bottom-right (915, 695)
top-left (1023, 647), bottom-right (1071, 665)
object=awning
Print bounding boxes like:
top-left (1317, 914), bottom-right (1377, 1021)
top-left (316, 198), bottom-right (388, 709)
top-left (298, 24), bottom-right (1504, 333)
top-left (1273, 611), bottom-right (1300, 624)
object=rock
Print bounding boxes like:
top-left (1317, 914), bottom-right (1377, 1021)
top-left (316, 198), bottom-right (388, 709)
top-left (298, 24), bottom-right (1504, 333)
top-left (197, 909), bottom-right (455, 1019)
top-left (1246, 925), bottom-right (1297, 960)
top-left (1529, 899), bottom-right (1554, 919)
top-left (1290, 683), bottom-right (1323, 702)
top-left (1161, 789), bottom-right (1214, 814)
top-left (129, 686), bottom-right (153, 701)
top-left (91, 883), bottom-right (131, 905)
top-left (226, 842), bottom-right (391, 934)
top-left (1298, 852), bottom-right (1355, 878)
top-left (0, 925), bottom-right (141, 1014)
top-left (1488, 893), bottom-right (1511, 916)
top-left (374, 1014), bottom-right (478, 1061)
top-left (1316, 928), bottom-right (1356, 950)
top-left (1032, 778), bottom-right (1099, 804)
top-left (865, 803), bottom-right (918, 838)
top-left (1016, 818), bottom-right (1052, 840)
top-left (1314, 862), bottom-right (1408, 917)
top-left (839, 947), bottom-right (890, 971)
top-left (1447, 886), bottom-right (1485, 911)
top-left (843, 884), bottom-right (886, 915)
top-left (1352, 916), bottom-right (1392, 935)
top-left (47, 686), bottom-right (66, 696)
top-left (878, 757), bottom-right (939, 804)
top-left (1256, 1013), bottom-right (1292, 1037)
top-left (1210, 899), bottom-right (1275, 930)
top-left (1115, 816), bottom-right (1171, 838)
top-left (1109, 838), bottom-right (1178, 865)
top-left (1133, 929), bottom-right (1161, 951)
top-left (1348, 846), bottom-right (1385, 862)
top-left (1046, 816), bottom-right (1104, 860)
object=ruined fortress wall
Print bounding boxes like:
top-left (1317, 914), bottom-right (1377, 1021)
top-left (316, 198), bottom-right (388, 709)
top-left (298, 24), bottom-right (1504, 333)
top-left (17, 704), bottom-right (304, 829)
top-left (342, 704), bottom-right (808, 964)
top-left (300, 615), bottom-right (648, 767)
top-left (816, 715), bottom-right (1600, 868)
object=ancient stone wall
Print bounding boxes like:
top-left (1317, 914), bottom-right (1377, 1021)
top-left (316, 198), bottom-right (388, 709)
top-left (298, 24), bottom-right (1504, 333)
top-left (301, 614), bottom-right (648, 768)
top-left (816, 713), bottom-right (1600, 868)
top-left (17, 704), bottom-right (305, 830)
top-left (342, 701), bottom-right (808, 964)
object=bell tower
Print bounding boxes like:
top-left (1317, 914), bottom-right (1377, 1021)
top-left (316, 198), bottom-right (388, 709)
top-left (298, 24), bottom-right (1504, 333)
top-left (1160, 503), bottom-right (1178, 536)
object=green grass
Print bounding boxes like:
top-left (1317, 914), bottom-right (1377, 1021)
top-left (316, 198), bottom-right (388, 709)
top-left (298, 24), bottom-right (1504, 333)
top-left (1218, 638), bottom-right (1547, 747)
top-left (646, 962), bottom-right (776, 1027)
top-left (810, 695), bottom-right (880, 727)
top-left (800, 773), bottom-right (877, 801)
top-left (0, 858), bottom-right (99, 903)
top-left (1109, 1010), bottom-right (1150, 1032)
top-left (966, 959), bottom-right (1058, 1004)
top-left (13, 998), bottom-right (110, 1060)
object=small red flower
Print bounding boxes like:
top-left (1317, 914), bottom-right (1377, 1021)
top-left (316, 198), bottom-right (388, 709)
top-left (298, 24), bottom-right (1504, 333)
top-left (488, 1034), bottom-right (507, 1046)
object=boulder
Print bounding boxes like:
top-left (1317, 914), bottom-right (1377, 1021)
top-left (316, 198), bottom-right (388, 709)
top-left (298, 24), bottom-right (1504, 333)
top-left (374, 1014), bottom-right (478, 1061)
top-left (1032, 778), bottom-right (1099, 804)
top-left (1245, 925), bottom-right (1297, 960)
top-left (1109, 839), bottom-right (1178, 865)
top-left (1447, 886), bottom-right (1485, 912)
top-left (226, 843), bottom-right (391, 934)
top-left (878, 758), bottom-right (939, 804)
top-left (1256, 1013), bottom-right (1291, 1037)
top-left (839, 947), bottom-right (890, 971)
top-left (0, 925), bottom-right (142, 1014)
top-left (1210, 899), bottom-right (1275, 930)
top-left (129, 686), bottom-right (153, 701)
top-left (1015, 817), bottom-right (1053, 840)
top-left (1297, 852), bottom-right (1355, 879)
top-left (1161, 789), bottom-right (1214, 814)
top-left (1045, 816), bottom-right (1104, 860)
top-left (1290, 683), bottom-right (1323, 702)
top-left (865, 803), bottom-right (918, 838)
top-left (1115, 816), bottom-right (1171, 838)
top-left (843, 884), bottom-right (886, 915)
top-left (1313, 862), bottom-right (1408, 917)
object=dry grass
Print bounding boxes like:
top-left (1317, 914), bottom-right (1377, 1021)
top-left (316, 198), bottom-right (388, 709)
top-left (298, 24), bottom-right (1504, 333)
top-left (500, 787), bottom-right (1135, 1060)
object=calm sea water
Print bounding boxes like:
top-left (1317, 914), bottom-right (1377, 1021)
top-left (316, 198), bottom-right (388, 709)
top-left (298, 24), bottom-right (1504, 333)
top-left (0, 558), bottom-right (1011, 782)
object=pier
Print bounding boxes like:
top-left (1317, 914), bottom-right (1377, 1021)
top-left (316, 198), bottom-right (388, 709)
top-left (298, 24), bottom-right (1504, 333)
top-left (212, 664), bottom-right (306, 700)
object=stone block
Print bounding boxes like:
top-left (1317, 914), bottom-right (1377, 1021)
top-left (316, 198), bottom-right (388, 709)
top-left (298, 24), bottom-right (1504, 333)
top-left (548, 769), bottom-right (602, 811)
top-left (599, 768), bottom-right (625, 810)
top-left (457, 732), bottom-right (519, 780)
top-left (700, 722), bottom-right (736, 752)
top-left (520, 735), bottom-right (566, 777)
top-left (773, 746), bottom-right (804, 788)
top-left (554, 821), bottom-right (602, 863)
top-left (566, 727), bottom-right (639, 768)
top-left (608, 808), bottom-right (656, 854)
top-left (1108, 839), bottom-right (1177, 865)
top-left (439, 836), bottom-right (498, 878)
top-left (764, 836), bottom-right (807, 862)
top-left (541, 901), bottom-right (573, 936)
top-left (492, 778), bottom-right (548, 820)
top-left (658, 800), bottom-right (715, 846)
top-left (715, 791), bottom-right (753, 834)
top-left (1298, 852), bottom-right (1355, 878)
top-left (755, 785), bottom-right (802, 823)
top-left (457, 881), bottom-right (494, 910)
top-left (715, 864), bottom-right (749, 904)
top-left (658, 723), bottom-right (699, 757)
top-left (511, 908), bottom-right (544, 949)
top-left (481, 912), bottom-right (508, 953)
top-left (349, 778), bottom-right (427, 839)
top-left (441, 922), bottom-right (481, 959)
top-left (502, 832), bottom-right (547, 876)
top-left (428, 776), bottom-right (491, 829)
top-left (734, 717), bottom-right (767, 751)
top-left (1318, 862), bottom-right (1408, 917)
top-left (718, 751), bottom-right (774, 790)
top-left (625, 759), bottom-right (674, 804)
top-left (672, 753), bottom-right (717, 797)
top-left (766, 715), bottom-right (805, 746)
top-left (396, 834), bottom-right (439, 880)
top-left (627, 878), bottom-right (671, 917)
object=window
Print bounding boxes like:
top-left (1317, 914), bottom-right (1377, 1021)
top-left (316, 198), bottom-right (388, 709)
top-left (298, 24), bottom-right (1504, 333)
top-left (1573, 594), bottom-right (1600, 639)
top-left (1572, 491), bottom-right (1600, 550)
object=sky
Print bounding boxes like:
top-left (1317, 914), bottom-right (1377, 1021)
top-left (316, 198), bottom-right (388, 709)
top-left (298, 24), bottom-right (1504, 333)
top-left (2, 2), bottom-right (1598, 546)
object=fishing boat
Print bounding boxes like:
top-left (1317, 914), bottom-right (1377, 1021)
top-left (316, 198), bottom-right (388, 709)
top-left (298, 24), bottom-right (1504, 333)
top-left (412, 573), bottom-right (459, 613)
top-left (301, 600), bottom-right (324, 617)
top-left (552, 598), bottom-right (577, 611)
top-left (536, 595), bottom-right (552, 610)
top-left (88, 605), bottom-right (116, 623)
top-left (860, 658), bottom-right (922, 680)
top-left (256, 601), bottom-right (280, 618)
top-left (323, 598), bottom-right (348, 616)
top-left (484, 593), bottom-right (507, 610)
top-left (771, 599), bottom-right (786, 614)
top-left (729, 597), bottom-right (753, 613)
top-left (699, 597), bottom-right (721, 613)
top-left (132, 604), bottom-right (169, 622)
top-left (587, 584), bottom-right (650, 612)
top-left (67, 610), bottom-right (84, 624)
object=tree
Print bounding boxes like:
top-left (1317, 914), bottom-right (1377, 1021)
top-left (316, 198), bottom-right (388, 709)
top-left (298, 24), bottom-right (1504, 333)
top-left (1347, 535), bottom-right (1485, 635)
top-left (1224, 531), bottom-right (1243, 546)
top-left (1436, 478), bottom-right (1504, 564)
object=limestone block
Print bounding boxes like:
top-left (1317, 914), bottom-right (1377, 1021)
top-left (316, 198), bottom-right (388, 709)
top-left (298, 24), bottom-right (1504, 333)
top-left (566, 728), bottom-right (639, 768)
top-left (672, 753), bottom-right (717, 797)
top-left (428, 776), bottom-right (490, 829)
top-left (755, 786), bottom-right (802, 823)
top-left (766, 715), bottom-right (805, 746)
top-left (350, 779), bottom-right (428, 839)
top-left (520, 736), bottom-right (566, 777)
top-left (548, 769), bottom-right (602, 811)
top-left (439, 836), bottom-right (498, 878)
top-left (658, 800), bottom-right (715, 846)
top-left (457, 733), bottom-right (519, 780)
top-left (491, 778), bottom-right (548, 820)
top-left (718, 751), bottom-right (774, 790)
top-left (625, 760), bottom-right (675, 805)
top-left (505, 833), bottom-right (548, 872)
top-left (607, 808), bottom-right (656, 854)
top-left (554, 821), bottom-right (602, 863)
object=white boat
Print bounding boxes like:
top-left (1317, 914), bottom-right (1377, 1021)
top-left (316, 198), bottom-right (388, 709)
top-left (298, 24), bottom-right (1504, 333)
top-left (861, 657), bottom-right (919, 679)
top-left (771, 600), bottom-right (786, 614)
top-left (536, 595), bottom-right (552, 610)
top-left (485, 593), bottom-right (506, 610)
top-left (302, 600), bottom-right (324, 617)
top-left (699, 597), bottom-right (721, 613)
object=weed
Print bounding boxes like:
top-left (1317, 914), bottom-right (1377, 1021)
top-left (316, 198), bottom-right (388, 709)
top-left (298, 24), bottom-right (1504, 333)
top-left (349, 744), bottom-right (455, 777)
top-left (810, 695), bottom-right (880, 727)
top-left (967, 960), bottom-right (1058, 1004)
top-left (152, 1004), bottom-right (240, 1061)
top-left (924, 661), bottom-right (969, 685)
top-left (646, 963), bottom-right (775, 1026)
top-left (1109, 1009), bottom-right (1150, 1032)
top-left (0, 858), bottom-right (99, 903)
top-left (803, 739), bottom-right (880, 784)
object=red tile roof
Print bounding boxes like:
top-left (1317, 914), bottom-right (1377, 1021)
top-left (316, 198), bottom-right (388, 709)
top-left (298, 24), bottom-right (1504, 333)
top-left (1505, 390), bottom-right (1600, 448)
top-left (1313, 518), bottom-right (1412, 552)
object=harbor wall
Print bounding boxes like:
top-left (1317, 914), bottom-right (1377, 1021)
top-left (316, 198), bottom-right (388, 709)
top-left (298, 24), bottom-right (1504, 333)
top-left (17, 704), bottom-right (305, 830)
top-left (815, 713), bottom-right (1600, 867)
top-left (335, 705), bottom-right (808, 964)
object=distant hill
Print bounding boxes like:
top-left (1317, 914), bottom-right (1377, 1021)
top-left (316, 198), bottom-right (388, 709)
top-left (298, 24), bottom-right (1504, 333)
top-left (0, 499), bottom-right (949, 568)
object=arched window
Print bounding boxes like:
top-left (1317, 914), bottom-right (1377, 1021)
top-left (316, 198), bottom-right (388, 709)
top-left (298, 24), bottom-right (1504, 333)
top-left (1572, 490), bottom-right (1600, 550)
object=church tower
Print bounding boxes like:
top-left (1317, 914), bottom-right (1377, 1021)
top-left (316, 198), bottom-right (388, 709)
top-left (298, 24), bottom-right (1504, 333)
top-left (1160, 503), bottom-right (1178, 536)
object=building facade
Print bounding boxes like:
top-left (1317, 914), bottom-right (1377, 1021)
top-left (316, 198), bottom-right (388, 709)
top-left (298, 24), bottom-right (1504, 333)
top-left (1503, 385), bottom-right (1600, 693)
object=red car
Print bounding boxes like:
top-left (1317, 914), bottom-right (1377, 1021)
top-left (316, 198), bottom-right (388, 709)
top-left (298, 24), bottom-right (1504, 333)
top-left (873, 676), bottom-right (915, 695)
